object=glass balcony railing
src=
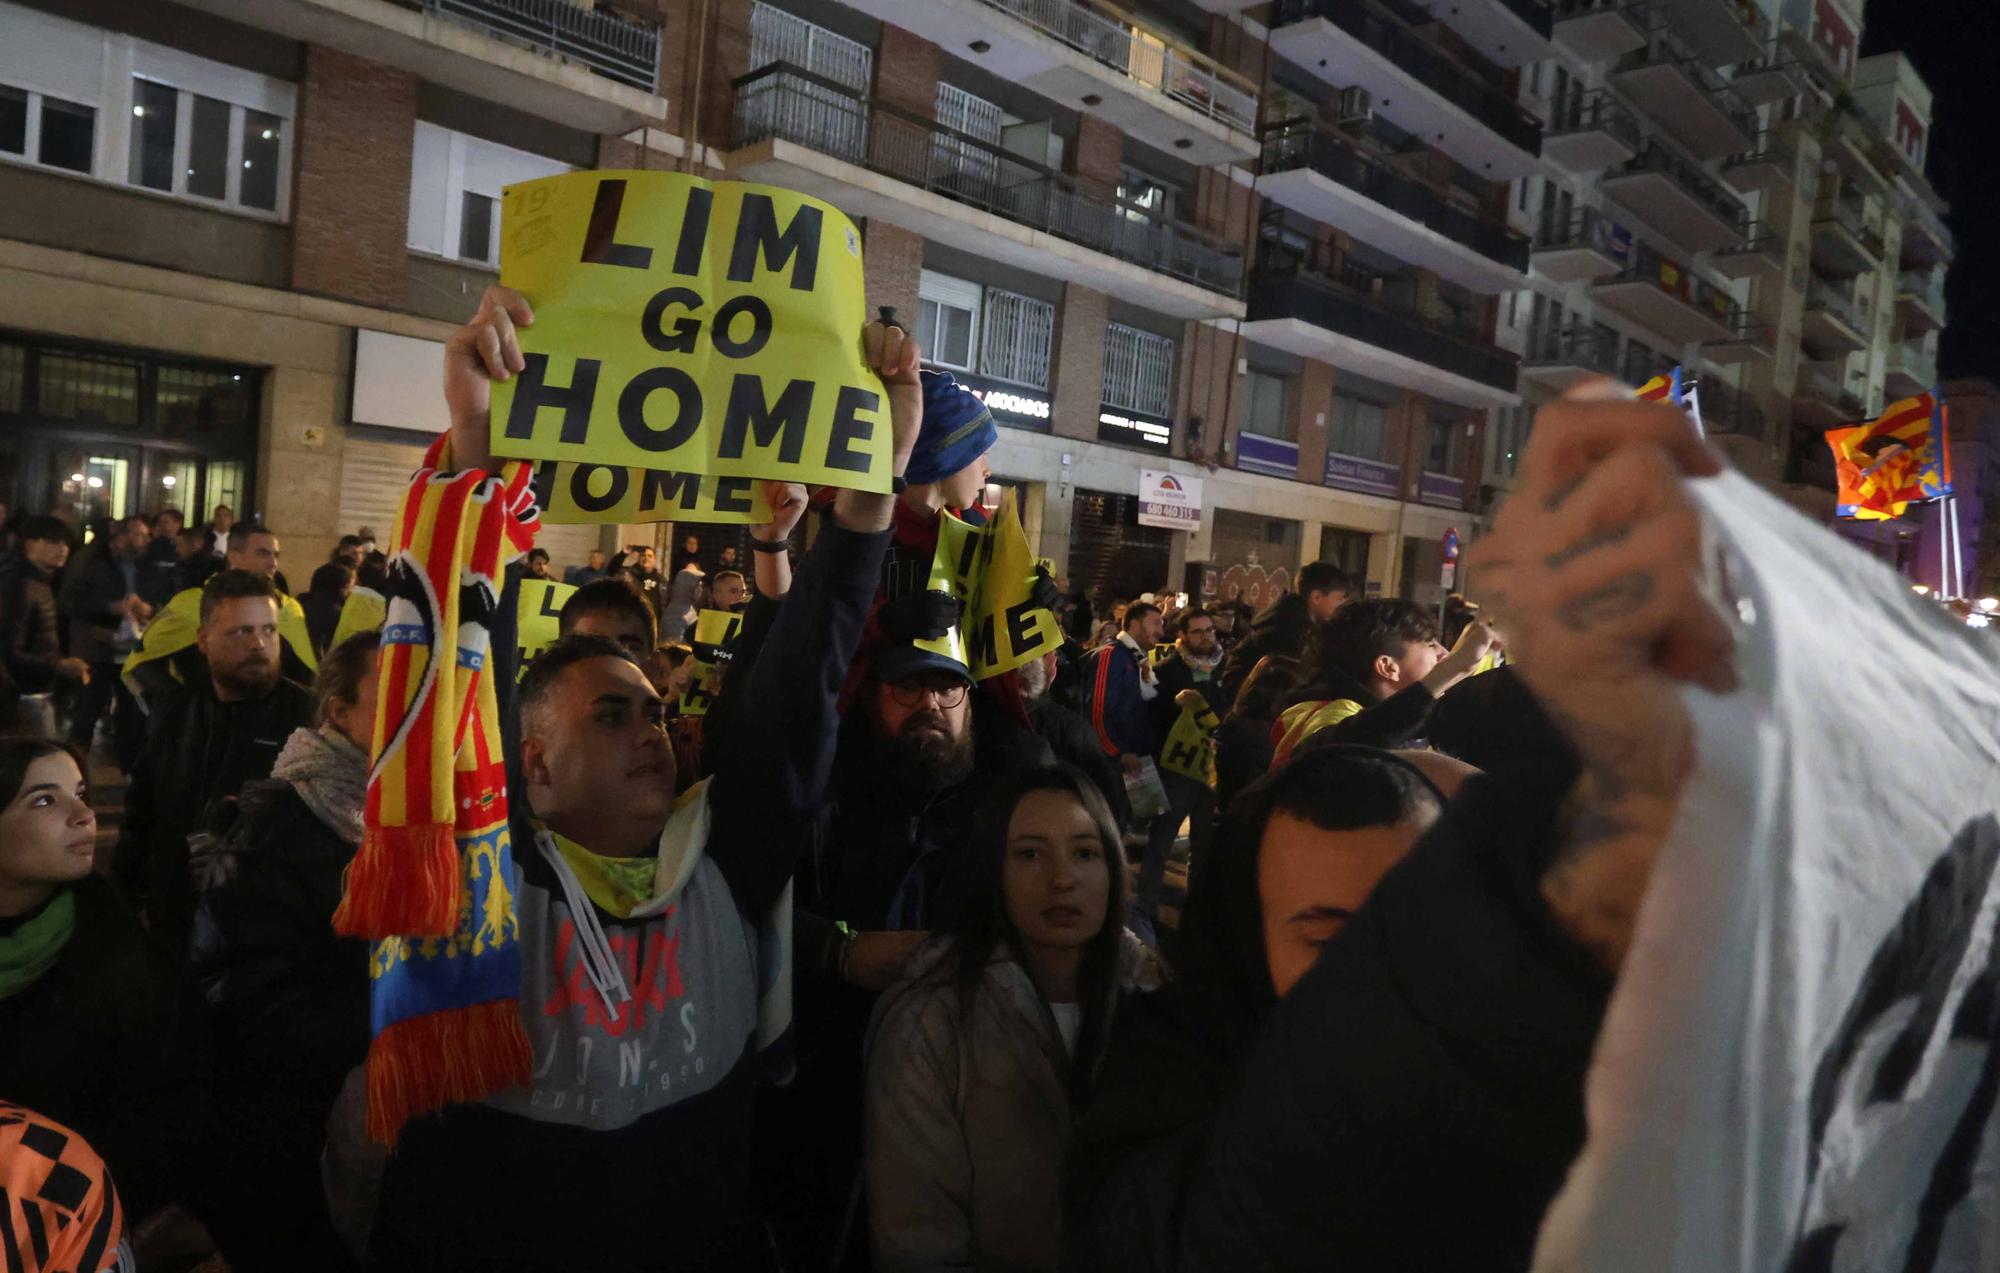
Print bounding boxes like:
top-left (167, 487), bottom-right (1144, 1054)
top-left (1535, 204), bottom-right (1629, 255)
top-left (1898, 269), bottom-right (1947, 315)
top-left (1888, 342), bottom-right (1938, 387)
top-left (419, 0), bottom-right (661, 90)
top-left (1805, 276), bottom-right (1864, 333)
top-left (976, 0), bottom-right (1259, 132)
top-left (1272, 0), bottom-right (1543, 156)
top-left (1259, 118), bottom-right (1529, 272)
top-left (731, 64), bottom-right (1245, 296)
top-left (1613, 43), bottom-right (1759, 142)
top-left (1249, 234), bottom-right (1518, 391)
top-left (1814, 192), bottom-right (1886, 260)
top-left (1600, 239), bottom-right (1743, 329)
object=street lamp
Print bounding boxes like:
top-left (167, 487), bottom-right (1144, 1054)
top-left (1980, 597), bottom-right (1999, 613)
top-left (1911, 584), bottom-right (1930, 596)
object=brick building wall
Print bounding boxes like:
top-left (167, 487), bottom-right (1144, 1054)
top-left (874, 26), bottom-right (942, 119)
top-left (1292, 358), bottom-right (1335, 484)
top-left (1176, 320), bottom-right (1245, 464)
top-left (1070, 114), bottom-right (1123, 199)
top-left (1051, 284), bottom-right (1109, 441)
top-left (289, 46), bottom-right (417, 309)
top-left (862, 219), bottom-right (923, 330)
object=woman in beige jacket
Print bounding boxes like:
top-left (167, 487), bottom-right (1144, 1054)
top-left (863, 765), bottom-right (1138, 1272)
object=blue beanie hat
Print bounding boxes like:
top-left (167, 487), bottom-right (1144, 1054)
top-left (905, 369), bottom-right (1000, 487)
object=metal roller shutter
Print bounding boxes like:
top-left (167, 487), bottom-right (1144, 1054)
top-left (336, 438), bottom-right (600, 576)
top-left (1066, 489), bottom-right (1172, 609)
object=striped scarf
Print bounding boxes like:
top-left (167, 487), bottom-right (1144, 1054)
top-left (334, 434), bottom-right (542, 1144)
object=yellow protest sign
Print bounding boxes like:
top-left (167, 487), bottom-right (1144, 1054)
top-left (1159, 688), bottom-right (1220, 786)
top-left (531, 461), bottom-right (773, 525)
top-left (517, 578), bottom-right (576, 678)
top-left (679, 608), bottom-right (744, 717)
top-left (913, 510), bottom-right (981, 670)
top-left (962, 491), bottom-right (1063, 679)
top-left (489, 170), bottom-right (890, 492)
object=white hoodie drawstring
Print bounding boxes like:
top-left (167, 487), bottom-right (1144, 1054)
top-left (535, 830), bottom-right (632, 1018)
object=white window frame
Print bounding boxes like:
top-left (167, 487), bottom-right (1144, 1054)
top-left (406, 120), bottom-right (572, 266)
top-left (918, 269), bottom-right (982, 373)
top-left (0, 2), bottom-right (296, 221)
top-left (1101, 323), bottom-right (1175, 418)
top-left (978, 288), bottom-right (1053, 390)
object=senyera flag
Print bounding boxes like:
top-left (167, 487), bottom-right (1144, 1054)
top-left (1634, 366), bottom-right (1683, 406)
top-left (1825, 390), bottom-right (1949, 521)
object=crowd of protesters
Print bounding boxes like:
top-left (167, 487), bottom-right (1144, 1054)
top-left (0, 287), bottom-right (1751, 1271)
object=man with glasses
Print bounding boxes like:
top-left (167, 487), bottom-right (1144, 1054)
top-left (1138, 606), bottom-right (1228, 930)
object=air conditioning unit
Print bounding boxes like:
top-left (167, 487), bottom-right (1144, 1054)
top-left (1337, 87), bottom-right (1372, 128)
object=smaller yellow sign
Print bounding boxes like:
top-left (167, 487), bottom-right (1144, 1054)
top-left (532, 461), bottom-right (773, 526)
top-left (1158, 688), bottom-right (1220, 786)
top-left (962, 491), bottom-right (1063, 680)
top-left (517, 578), bottom-right (577, 677)
top-left (679, 608), bottom-right (744, 717)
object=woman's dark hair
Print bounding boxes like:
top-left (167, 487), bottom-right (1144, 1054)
top-left (0, 736), bottom-right (88, 813)
top-left (313, 631), bottom-right (382, 728)
top-left (1229, 654), bottom-right (1307, 721)
top-left (1176, 745), bottom-right (1444, 1058)
top-left (356, 551), bottom-right (390, 591)
top-left (309, 562), bottom-right (354, 598)
top-left (934, 765), bottom-right (1129, 1103)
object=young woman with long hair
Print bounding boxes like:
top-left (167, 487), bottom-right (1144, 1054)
top-left (863, 764), bottom-right (1135, 1272)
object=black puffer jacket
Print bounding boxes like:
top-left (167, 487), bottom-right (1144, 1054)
top-left (0, 552), bottom-right (63, 692)
top-left (1217, 593), bottom-right (1312, 705)
top-left (0, 874), bottom-right (209, 1222)
top-left (190, 768), bottom-right (370, 1271)
top-left (1068, 717), bottom-right (1604, 1273)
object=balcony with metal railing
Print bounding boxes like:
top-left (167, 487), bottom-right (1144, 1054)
top-left (1801, 276), bottom-right (1868, 358)
top-left (1270, 0), bottom-right (1543, 177)
top-left (1256, 118), bottom-right (1529, 292)
top-left (1610, 39), bottom-right (1759, 159)
top-left (1710, 221), bottom-right (1785, 281)
top-left (1728, 48), bottom-right (1813, 107)
top-left (1649, 0), bottom-right (1765, 67)
top-left (726, 64), bottom-right (1243, 317)
top-left (1885, 341), bottom-right (1938, 399)
top-left (1722, 131), bottom-right (1796, 196)
top-left (1552, 0), bottom-right (1653, 65)
top-left (1896, 268), bottom-right (1947, 334)
top-left (417, 0), bottom-right (660, 90)
top-left (1898, 188), bottom-right (1955, 268)
top-left (1693, 376), bottom-right (1767, 441)
top-left (1811, 191), bottom-right (1886, 277)
top-left (1530, 205), bottom-right (1630, 283)
top-left (832, 0), bottom-right (1259, 165)
top-left (1701, 315), bottom-right (1774, 365)
top-left (1242, 232), bottom-right (1520, 407)
top-left (1521, 324), bottom-right (1621, 390)
top-left (1543, 89), bottom-right (1641, 173)
top-left (1600, 139), bottom-right (1748, 254)
top-left (1592, 239), bottom-right (1739, 343)
top-left (1794, 360), bottom-right (1867, 427)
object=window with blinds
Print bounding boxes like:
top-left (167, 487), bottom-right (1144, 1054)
top-left (1328, 394), bottom-right (1389, 460)
top-left (919, 270), bottom-right (981, 372)
top-left (1240, 371), bottom-right (1290, 440)
top-left (979, 289), bottom-right (1053, 390)
top-left (1101, 324), bottom-right (1175, 417)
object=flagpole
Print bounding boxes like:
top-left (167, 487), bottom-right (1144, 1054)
top-left (1950, 495), bottom-right (1966, 602)
top-left (1686, 386), bottom-right (1705, 437)
top-left (1939, 496), bottom-right (1951, 599)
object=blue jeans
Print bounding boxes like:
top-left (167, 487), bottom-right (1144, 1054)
top-left (1138, 768), bottom-right (1215, 921)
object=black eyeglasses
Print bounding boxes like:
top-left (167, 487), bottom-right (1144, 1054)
top-left (1184, 625), bottom-right (1216, 637)
top-left (886, 681), bottom-right (970, 709)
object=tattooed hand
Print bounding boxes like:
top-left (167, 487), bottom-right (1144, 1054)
top-left (1465, 379), bottom-right (1733, 972)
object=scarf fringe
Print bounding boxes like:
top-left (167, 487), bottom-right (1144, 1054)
top-left (365, 999), bottom-right (533, 1147)
top-left (333, 823), bottom-right (462, 938)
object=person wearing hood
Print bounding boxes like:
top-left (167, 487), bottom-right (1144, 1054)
top-left (1216, 561), bottom-right (1349, 705)
top-left (189, 630), bottom-right (381, 1271)
top-left (1269, 596), bottom-right (1499, 765)
top-left (864, 765), bottom-right (1133, 1272)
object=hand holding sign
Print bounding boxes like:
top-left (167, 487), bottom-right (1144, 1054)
top-left (754, 481), bottom-right (809, 544)
top-left (1467, 379), bottom-right (1728, 972)
top-left (444, 285), bottom-right (535, 472)
top-left (834, 313), bottom-right (922, 534)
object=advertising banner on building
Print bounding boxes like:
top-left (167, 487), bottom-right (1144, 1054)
top-left (1137, 470), bottom-right (1203, 532)
top-left (1235, 433), bottom-right (1301, 479)
top-left (1324, 452), bottom-right (1402, 498)
top-left (951, 370), bottom-right (1053, 434)
top-left (488, 170), bottom-right (892, 492)
top-left (1099, 406), bottom-right (1173, 453)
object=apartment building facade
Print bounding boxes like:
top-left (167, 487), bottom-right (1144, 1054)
top-left (0, 0), bottom-right (1948, 601)
top-left (1504, 0), bottom-right (1954, 572)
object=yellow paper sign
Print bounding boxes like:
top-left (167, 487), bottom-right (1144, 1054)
top-left (679, 608), bottom-right (744, 717)
top-left (963, 491), bottom-right (1063, 679)
top-left (531, 461), bottom-right (773, 525)
top-left (517, 578), bottom-right (577, 677)
top-left (489, 170), bottom-right (890, 492)
top-left (330, 588), bottom-right (387, 652)
top-left (913, 510), bottom-right (981, 670)
top-left (1159, 688), bottom-right (1220, 786)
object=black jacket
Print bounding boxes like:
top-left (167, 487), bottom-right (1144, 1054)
top-left (1213, 713), bottom-right (1277, 817)
top-left (299, 589), bottom-right (345, 658)
top-left (57, 543), bottom-right (134, 666)
top-left (0, 552), bottom-right (63, 692)
top-left (1277, 669), bottom-right (1439, 756)
top-left (114, 676), bottom-right (315, 957)
top-left (1068, 718), bottom-right (1601, 1273)
top-left (0, 875), bottom-right (209, 1222)
top-left (1149, 648), bottom-right (1226, 751)
top-left (1027, 693), bottom-right (1132, 828)
top-left (1218, 593), bottom-right (1312, 705)
top-left (137, 537), bottom-right (183, 607)
top-left (189, 774), bottom-right (369, 1270)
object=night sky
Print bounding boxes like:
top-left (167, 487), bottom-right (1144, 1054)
top-left (1858, 1), bottom-right (1999, 381)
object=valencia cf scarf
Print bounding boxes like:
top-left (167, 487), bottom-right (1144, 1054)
top-left (334, 433), bottom-right (540, 1143)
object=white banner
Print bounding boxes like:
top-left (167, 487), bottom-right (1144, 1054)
top-left (1137, 469), bottom-right (1202, 532)
top-left (1534, 470), bottom-right (2000, 1272)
